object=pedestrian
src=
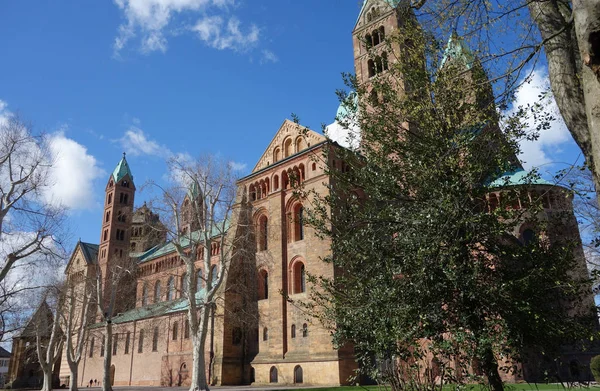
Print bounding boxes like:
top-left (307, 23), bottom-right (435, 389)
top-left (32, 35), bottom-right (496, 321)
top-left (89, 379), bottom-right (93, 387)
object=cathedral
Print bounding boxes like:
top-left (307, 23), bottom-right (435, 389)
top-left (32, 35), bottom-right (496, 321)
top-left (7, 0), bottom-right (595, 387)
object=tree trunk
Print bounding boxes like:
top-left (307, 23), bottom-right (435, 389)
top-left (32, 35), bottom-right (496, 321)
top-left (68, 360), bottom-right (79, 391)
top-left (40, 366), bottom-right (53, 391)
top-left (189, 306), bottom-right (211, 391)
top-left (573, 0), bottom-right (600, 195)
top-left (481, 347), bottom-right (504, 391)
top-left (102, 322), bottom-right (113, 391)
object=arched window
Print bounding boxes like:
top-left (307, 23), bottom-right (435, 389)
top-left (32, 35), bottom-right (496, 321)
top-left (196, 269), bottom-right (203, 291)
top-left (382, 52), bottom-right (389, 70)
top-left (370, 89), bottom-right (379, 107)
top-left (372, 29), bottom-right (380, 46)
top-left (89, 337), bottom-right (95, 358)
top-left (107, 193), bottom-right (112, 205)
top-left (138, 330), bottom-right (144, 353)
top-left (368, 59), bottom-right (375, 77)
top-left (522, 228), bottom-right (536, 246)
top-left (263, 327), bottom-right (269, 341)
top-left (291, 324), bottom-right (296, 339)
top-left (101, 335), bottom-right (105, 357)
top-left (284, 138), bottom-right (293, 157)
top-left (294, 366), bottom-right (303, 384)
top-left (249, 185), bottom-right (256, 201)
top-left (184, 319), bottom-right (190, 339)
top-left (154, 281), bottom-right (161, 303)
top-left (269, 366), bottom-right (278, 383)
top-left (105, 211), bottom-right (110, 222)
top-left (365, 33), bottom-right (373, 49)
top-left (167, 277), bottom-right (175, 301)
top-left (142, 283), bottom-right (148, 306)
top-left (274, 147), bottom-right (281, 162)
top-left (379, 26), bottom-right (385, 41)
top-left (295, 137), bottom-right (306, 153)
top-left (258, 215), bottom-right (268, 251)
top-left (292, 261), bottom-right (306, 294)
top-left (375, 56), bottom-right (383, 73)
top-left (302, 323), bottom-right (308, 337)
top-left (258, 270), bottom-right (269, 300)
top-left (282, 170), bottom-right (290, 189)
top-left (172, 322), bottom-right (179, 341)
top-left (125, 332), bottom-right (131, 354)
top-left (273, 175), bottom-right (279, 190)
top-left (152, 327), bottom-right (159, 352)
top-left (112, 333), bottom-right (118, 355)
top-left (293, 204), bottom-right (304, 241)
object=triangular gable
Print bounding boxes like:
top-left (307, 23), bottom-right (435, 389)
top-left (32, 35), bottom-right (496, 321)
top-left (354, 0), bottom-right (400, 30)
top-left (64, 241), bottom-right (97, 275)
top-left (251, 119), bottom-right (326, 173)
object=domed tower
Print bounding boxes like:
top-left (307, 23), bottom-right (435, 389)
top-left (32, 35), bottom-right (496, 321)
top-left (98, 153), bottom-right (135, 304)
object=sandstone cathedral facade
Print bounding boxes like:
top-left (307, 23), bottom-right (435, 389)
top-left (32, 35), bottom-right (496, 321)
top-left (7, 0), bottom-right (595, 387)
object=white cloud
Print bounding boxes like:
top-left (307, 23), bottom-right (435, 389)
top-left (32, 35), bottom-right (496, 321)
top-left (191, 15), bottom-right (259, 51)
top-left (0, 100), bottom-right (104, 211)
top-left (261, 49), bottom-right (278, 64)
top-left (118, 126), bottom-right (171, 157)
top-left (505, 69), bottom-right (573, 170)
top-left (113, 0), bottom-right (252, 55)
top-left (45, 130), bottom-right (106, 210)
top-left (228, 161), bottom-right (247, 172)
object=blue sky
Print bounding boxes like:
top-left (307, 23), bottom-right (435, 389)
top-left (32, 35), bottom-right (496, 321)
top-left (0, 0), bottom-right (584, 250)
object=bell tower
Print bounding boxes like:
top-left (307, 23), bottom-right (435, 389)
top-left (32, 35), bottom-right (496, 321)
top-left (98, 153), bottom-right (135, 301)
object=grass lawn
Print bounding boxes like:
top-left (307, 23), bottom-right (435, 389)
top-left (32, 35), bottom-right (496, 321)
top-left (272, 385), bottom-right (600, 391)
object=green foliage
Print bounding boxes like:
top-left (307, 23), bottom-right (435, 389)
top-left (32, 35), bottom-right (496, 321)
top-left (298, 5), bottom-right (598, 391)
top-left (591, 355), bottom-right (600, 382)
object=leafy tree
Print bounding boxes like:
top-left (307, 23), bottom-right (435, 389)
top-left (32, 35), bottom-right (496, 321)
top-left (303, 8), bottom-right (598, 391)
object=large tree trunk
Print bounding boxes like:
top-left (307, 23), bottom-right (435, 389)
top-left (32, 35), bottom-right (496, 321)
top-left (68, 360), bottom-right (79, 391)
top-left (573, 0), bottom-right (600, 190)
top-left (102, 322), bottom-right (113, 391)
top-left (529, 0), bottom-right (600, 198)
top-left (40, 366), bottom-right (53, 391)
top-left (481, 347), bottom-right (504, 391)
top-left (189, 306), bottom-right (211, 391)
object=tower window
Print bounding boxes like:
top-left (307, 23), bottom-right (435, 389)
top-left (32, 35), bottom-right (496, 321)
top-left (142, 283), bottom-right (148, 306)
top-left (263, 327), bottom-right (268, 341)
top-left (154, 281), bottom-right (161, 303)
top-left (167, 277), bottom-right (175, 301)
top-left (112, 333), bottom-right (118, 355)
top-left (379, 26), bottom-right (385, 41)
top-left (302, 323), bottom-right (308, 337)
top-left (258, 269), bottom-right (269, 300)
top-left (125, 332), bottom-right (131, 354)
top-left (172, 321), bottom-right (179, 341)
top-left (138, 330), bottom-right (144, 353)
top-left (372, 29), bottom-right (380, 46)
top-left (105, 211), bottom-right (110, 223)
top-left (365, 33), bottom-right (373, 49)
top-left (101, 335), bottom-right (105, 357)
top-left (368, 59), bottom-right (376, 78)
top-left (107, 193), bottom-right (112, 205)
top-left (89, 337), bottom-right (95, 358)
top-left (291, 324), bottom-right (296, 339)
top-left (152, 327), bottom-right (159, 352)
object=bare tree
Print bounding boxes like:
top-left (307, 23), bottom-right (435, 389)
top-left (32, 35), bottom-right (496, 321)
top-left (34, 288), bottom-right (64, 391)
top-left (94, 254), bottom-right (136, 391)
top-left (0, 114), bottom-right (67, 339)
top-left (148, 154), bottom-right (238, 391)
top-left (61, 274), bottom-right (95, 391)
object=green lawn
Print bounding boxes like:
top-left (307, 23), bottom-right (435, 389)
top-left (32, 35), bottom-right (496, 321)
top-left (271, 385), bottom-right (600, 391)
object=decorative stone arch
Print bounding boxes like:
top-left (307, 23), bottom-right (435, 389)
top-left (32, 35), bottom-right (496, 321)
top-left (249, 184), bottom-right (257, 201)
top-left (295, 136), bottom-right (307, 153)
top-left (272, 173), bottom-right (280, 191)
top-left (258, 268), bottom-right (269, 300)
top-left (282, 169), bottom-right (290, 189)
top-left (294, 365), bottom-right (303, 384)
top-left (289, 256), bottom-right (306, 294)
top-left (285, 198), bottom-right (304, 242)
top-left (269, 366), bottom-right (278, 383)
top-left (518, 223), bottom-right (537, 246)
top-left (283, 137), bottom-right (293, 158)
top-left (273, 147), bottom-right (282, 162)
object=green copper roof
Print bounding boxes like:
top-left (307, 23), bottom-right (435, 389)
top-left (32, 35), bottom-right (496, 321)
top-left (91, 289), bottom-right (207, 327)
top-left (336, 91), bottom-right (359, 120)
top-left (488, 168), bottom-right (554, 188)
top-left (112, 154), bottom-right (133, 183)
top-left (440, 32), bottom-right (475, 70)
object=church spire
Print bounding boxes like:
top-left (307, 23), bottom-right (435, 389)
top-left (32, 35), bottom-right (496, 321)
top-left (112, 152), bottom-right (134, 183)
